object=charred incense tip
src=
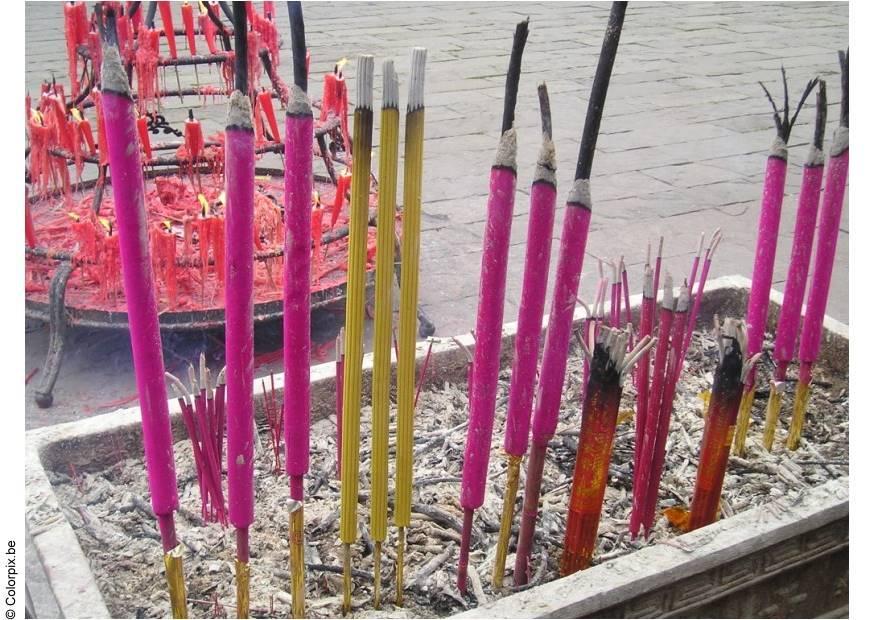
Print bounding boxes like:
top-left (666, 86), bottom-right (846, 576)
top-left (287, 84), bottom-right (312, 116)
top-left (227, 89), bottom-right (254, 129)
top-left (407, 47), bottom-right (428, 112)
top-left (502, 18), bottom-right (530, 134)
top-left (810, 79), bottom-right (828, 155)
top-left (101, 44), bottom-right (131, 98)
top-left (567, 178), bottom-right (592, 209)
top-left (661, 274), bottom-right (675, 310)
top-left (538, 82), bottom-right (553, 139)
top-left (838, 49), bottom-right (849, 129)
top-left (355, 55), bottom-right (375, 111)
top-left (716, 317), bottom-right (748, 364)
top-left (382, 59), bottom-right (399, 109)
top-left (287, 1), bottom-right (308, 93)
top-left (643, 265), bottom-right (654, 298)
top-left (494, 128), bottom-right (518, 170)
top-left (657, 235), bottom-right (664, 258)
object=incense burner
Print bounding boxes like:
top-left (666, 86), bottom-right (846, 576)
top-left (25, 276), bottom-right (848, 618)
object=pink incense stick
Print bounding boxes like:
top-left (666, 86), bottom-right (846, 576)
top-left (795, 52), bottom-right (849, 440)
top-left (641, 285), bottom-right (689, 535)
top-left (458, 19), bottom-right (528, 594)
top-left (102, 43), bottom-right (178, 543)
top-left (459, 131), bottom-right (519, 590)
top-left (283, 83), bottom-right (314, 501)
top-left (225, 7), bottom-right (256, 577)
top-left (734, 70), bottom-right (817, 455)
top-left (502, 84), bottom-right (557, 461)
top-left (651, 236), bottom-right (664, 319)
top-left (630, 276), bottom-right (673, 538)
top-left (621, 257), bottom-right (632, 328)
top-left (687, 233), bottom-right (704, 297)
top-left (773, 81), bottom-right (827, 381)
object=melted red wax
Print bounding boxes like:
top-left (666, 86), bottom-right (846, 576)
top-left (26, 175), bottom-right (381, 316)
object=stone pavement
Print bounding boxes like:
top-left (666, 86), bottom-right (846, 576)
top-left (24, 2), bottom-right (848, 427)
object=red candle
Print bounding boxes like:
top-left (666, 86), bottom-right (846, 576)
top-left (74, 109), bottom-right (97, 155)
top-left (320, 72), bottom-right (337, 123)
top-left (137, 114), bottom-right (153, 161)
top-left (257, 89), bottom-right (280, 142)
top-left (25, 189), bottom-right (36, 248)
top-left (199, 3), bottom-right (218, 55)
top-left (184, 110), bottom-right (204, 161)
top-left (181, 1), bottom-right (197, 55)
top-left (330, 169), bottom-right (351, 228)
top-left (157, 1), bottom-right (178, 59)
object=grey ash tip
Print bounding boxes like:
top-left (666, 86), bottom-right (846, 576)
top-left (101, 44), bottom-right (131, 98)
top-left (227, 90), bottom-right (254, 129)
top-left (493, 128), bottom-right (517, 171)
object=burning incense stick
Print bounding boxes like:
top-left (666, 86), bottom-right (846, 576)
top-left (630, 276), bottom-right (674, 537)
top-left (492, 82), bottom-right (556, 590)
top-left (514, 2), bottom-right (627, 586)
top-left (763, 81), bottom-right (827, 451)
top-left (562, 327), bottom-right (652, 574)
top-left (790, 51), bottom-right (849, 451)
top-left (370, 59), bottom-right (400, 609)
top-left (458, 19), bottom-right (528, 595)
top-left (394, 47), bottom-right (427, 607)
top-left (100, 14), bottom-right (187, 614)
top-left (689, 319), bottom-right (760, 530)
top-left (732, 69), bottom-right (817, 457)
top-left (225, 5), bottom-right (256, 617)
top-left (282, 3), bottom-right (311, 616)
top-left (340, 54), bottom-right (374, 615)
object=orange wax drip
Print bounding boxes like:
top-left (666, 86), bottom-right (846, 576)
top-left (311, 195), bottom-right (324, 281)
top-left (25, 190), bottom-right (36, 249)
top-left (561, 379), bottom-right (622, 575)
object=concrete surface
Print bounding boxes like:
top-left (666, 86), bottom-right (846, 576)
top-left (24, 2), bottom-right (849, 427)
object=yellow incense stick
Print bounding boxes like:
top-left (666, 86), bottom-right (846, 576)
top-left (762, 382), bottom-right (783, 451)
top-left (732, 387), bottom-right (755, 456)
top-left (370, 60), bottom-right (400, 609)
top-left (289, 501), bottom-right (305, 618)
top-left (492, 454), bottom-right (521, 588)
top-left (235, 559), bottom-right (250, 619)
top-left (394, 47), bottom-right (427, 607)
top-left (340, 54), bottom-right (375, 615)
top-left (164, 547), bottom-right (188, 619)
top-left (787, 381), bottom-right (811, 450)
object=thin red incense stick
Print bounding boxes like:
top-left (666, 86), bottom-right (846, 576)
top-left (633, 265), bottom-right (654, 487)
top-left (687, 233), bottom-right (704, 297)
top-left (458, 18), bottom-right (529, 594)
top-left (629, 276), bottom-right (673, 538)
top-left (790, 51), bottom-right (848, 452)
top-left (562, 327), bottom-right (652, 574)
top-left (621, 257), bottom-right (632, 329)
top-left (514, 1), bottom-right (627, 586)
top-left (680, 230), bottom-right (722, 371)
top-left (641, 285), bottom-right (689, 535)
top-left (225, 5), bottom-right (256, 615)
top-left (688, 319), bottom-right (759, 531)
top-left (100, 22), bottom-right (186, 616)
top-left (651, 236), bottom-right (664, 321)
top-left (732, 69), bottom-right (817, 457)
top-left (763, 81), bottom-right (827, 451)
top-left (492, 82), bottom-right (557, 589)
